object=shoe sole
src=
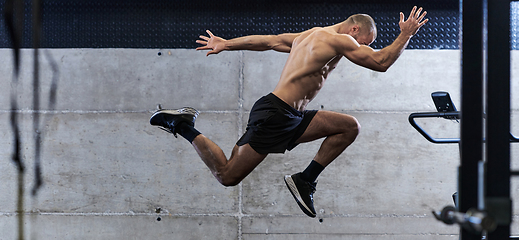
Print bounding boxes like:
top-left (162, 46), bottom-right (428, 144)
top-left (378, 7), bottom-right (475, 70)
top-left (284, 175), bottom-right (316, 218)
top-left (150, 107), bottom-right (199, 122)
top-left (150, 107), bottom-right (200, 137)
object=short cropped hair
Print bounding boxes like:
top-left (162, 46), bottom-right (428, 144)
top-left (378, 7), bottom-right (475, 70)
top-left (347, 14), bottom-right (377, 39)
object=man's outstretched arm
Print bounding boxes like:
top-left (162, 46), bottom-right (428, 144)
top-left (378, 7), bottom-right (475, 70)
top-left (339, 6), bottom-right (428, 72)
top-left (196, 30), bottom-right (304, 56)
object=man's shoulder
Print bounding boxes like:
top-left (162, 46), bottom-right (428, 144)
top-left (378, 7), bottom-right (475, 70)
top-left (300, 28), bottom-right (334, 43)
top-left (311, 28), bottom-right (355, 45)
top-left (296, 27), bottom-right (356, 49)
top-left (312, 27), bottom-right (351, 39)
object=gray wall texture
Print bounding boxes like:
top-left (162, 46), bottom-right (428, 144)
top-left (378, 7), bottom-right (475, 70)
top-left (0, 48), bottom-right (518, 239)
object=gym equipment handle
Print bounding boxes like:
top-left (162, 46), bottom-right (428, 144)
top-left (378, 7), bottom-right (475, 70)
top-left (408, 112), bottom-right (460, 144)
top-left (409, 111), bottom-right (519, 144)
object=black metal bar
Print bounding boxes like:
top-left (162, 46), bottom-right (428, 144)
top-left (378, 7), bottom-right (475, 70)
top-left (408, 112), bottom-right (460, 143)
top-left (459, 0), bottom-right (484, 239)
top-left (485, 0), bottom-right (511, 238)
top-left (408, 112), bottom-right (519, 145)
top-left (509, 133), bottom-right (519, 142)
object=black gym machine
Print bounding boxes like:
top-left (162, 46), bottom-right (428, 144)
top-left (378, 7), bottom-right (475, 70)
top-left (408, 1), bottom-right (516, 239)
top-left (410, 92), bottom-right (519, 238)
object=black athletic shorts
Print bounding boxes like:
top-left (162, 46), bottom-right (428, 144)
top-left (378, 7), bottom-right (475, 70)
top-left (237, 93), bottom-right (318, 154)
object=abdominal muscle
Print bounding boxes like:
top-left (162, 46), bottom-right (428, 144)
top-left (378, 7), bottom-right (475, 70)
top-left (272, 74), bottom-right (325, 111)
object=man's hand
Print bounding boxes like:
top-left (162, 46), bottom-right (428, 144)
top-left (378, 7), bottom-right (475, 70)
top-left (399, 6), bottom-right (428, 37)
top-left (196, 30), bottom-right (226, 56)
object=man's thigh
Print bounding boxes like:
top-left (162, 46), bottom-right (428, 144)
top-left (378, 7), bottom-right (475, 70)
top-left (295, 110), bottom-right (360, 144)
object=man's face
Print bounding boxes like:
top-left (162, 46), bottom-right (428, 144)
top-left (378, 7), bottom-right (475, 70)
top-left (354, 31), bottom-right (375, 46)
top-left (349, 25), bottom-right (376, 46)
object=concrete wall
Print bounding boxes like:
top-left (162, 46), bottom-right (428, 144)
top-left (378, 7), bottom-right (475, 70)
top-left (0, 48), bottom-right (517, 239)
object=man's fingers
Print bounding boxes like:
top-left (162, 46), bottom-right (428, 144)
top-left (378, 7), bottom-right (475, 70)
top-left (196, 40), bottom-right (208, 45)
top-left (414, 7), bottom-right (423, 18)
top-left (196, 46), bottom-right (210, 51)
top-left (419, 18), bottom-right (429, 27)
top-left (417, 11), bottom-right (427, 22)
top-left (408, 6), bottom-right (417, 20)
top-left (198, 30), bottom-right (221, 56)
top-left (399, 7), bottom-right (428, 35)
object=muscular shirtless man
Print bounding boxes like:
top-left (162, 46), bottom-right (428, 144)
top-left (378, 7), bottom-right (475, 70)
top-left (150, 6), bottom-right (428, 218)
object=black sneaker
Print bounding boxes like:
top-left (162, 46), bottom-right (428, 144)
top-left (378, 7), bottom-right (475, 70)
top-left (150, 107), bottom-right (199, 137)
top-left (284, 173), bottom-right (317, 218)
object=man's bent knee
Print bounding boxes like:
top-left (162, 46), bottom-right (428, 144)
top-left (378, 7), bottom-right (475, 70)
top-left (338, 115), bottom-right (360, 145)
top-left (215, 173), bottom-right (241, 187)
top-left (214, 166), bottom-right (244, 187)
top-left (213, 144), bottom-right (266, 187)
top-left (346, 115), bottom-right (361, 136)
top-left (354, 117), bottom-right (361, 134)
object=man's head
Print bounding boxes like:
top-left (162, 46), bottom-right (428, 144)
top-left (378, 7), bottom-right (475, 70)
top-left (344, 14), bottom-right (377, 46)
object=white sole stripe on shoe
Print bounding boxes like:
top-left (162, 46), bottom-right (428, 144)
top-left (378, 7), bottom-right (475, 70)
top-left (151, 109), bottom-right (182, 118)
top-left (150, 108), bottom-right (199, 124)
top-left (284, 175), bottom-right (313, 215)
top-left (152, 108), bottom-right (199, 117)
